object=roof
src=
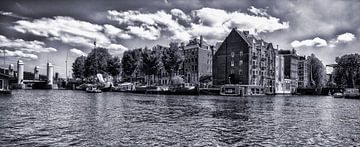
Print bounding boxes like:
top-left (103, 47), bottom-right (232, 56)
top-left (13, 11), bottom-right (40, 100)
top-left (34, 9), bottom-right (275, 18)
top-left (0, 73), bottom-right (12, 79)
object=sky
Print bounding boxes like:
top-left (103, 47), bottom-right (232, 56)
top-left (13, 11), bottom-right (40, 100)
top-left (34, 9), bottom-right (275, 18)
top-left (0, 0), bottom-right (359, 77)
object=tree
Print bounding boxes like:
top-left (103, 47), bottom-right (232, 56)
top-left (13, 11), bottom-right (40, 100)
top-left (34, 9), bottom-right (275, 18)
top-left (121, 49), bottom-right (141, 82)
top-left (161, 42), bottom-right (184, 84)
top-left (72, 56), bottom-right (86, 79)
top-left (141, 48), bottom-right (161, 85)
top-left (333, 54), bottom-right (360, 88)
top-left (307, 54), bottom-right (326, 88)
top-left (84, 47), bottom-right (112, 77)
top-left (107, 56), bottom-right (122, 77)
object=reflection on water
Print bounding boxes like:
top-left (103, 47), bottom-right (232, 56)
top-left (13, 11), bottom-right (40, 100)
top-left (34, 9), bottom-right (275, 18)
top-left (0, 90), bottom-right (360, 146)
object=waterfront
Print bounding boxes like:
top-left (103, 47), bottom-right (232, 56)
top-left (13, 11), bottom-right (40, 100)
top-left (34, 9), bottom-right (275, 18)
top-left (0, 90), bottom-right (360, 146)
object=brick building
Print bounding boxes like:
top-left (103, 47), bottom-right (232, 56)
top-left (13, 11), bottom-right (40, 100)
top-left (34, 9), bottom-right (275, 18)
top-left (182, 36), bottom-right (213, 84)
top-left (212, 28), bottom-right (276, 95)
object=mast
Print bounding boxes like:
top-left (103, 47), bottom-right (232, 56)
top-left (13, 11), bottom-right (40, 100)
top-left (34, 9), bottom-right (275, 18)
top-left (3, 48), bottom-right (5, 74)
top-left (94, 40), bottom-right (97, 75)
top-left (65, 50), bottom-right (68, 81)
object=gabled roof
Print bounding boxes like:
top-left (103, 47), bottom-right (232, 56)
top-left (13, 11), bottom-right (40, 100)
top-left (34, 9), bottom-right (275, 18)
top-left (233, 28), bottom-right (252, 45)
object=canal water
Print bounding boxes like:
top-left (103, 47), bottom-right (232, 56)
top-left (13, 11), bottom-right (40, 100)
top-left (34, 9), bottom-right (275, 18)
top-left (0, 90), bottom-right (359, 146)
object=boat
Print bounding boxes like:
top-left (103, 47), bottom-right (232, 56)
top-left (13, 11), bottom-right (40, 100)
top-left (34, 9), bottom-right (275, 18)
top-left (166, 83), bottom-right (198, 95)
top-left (343, 88), bottom-right (360, 99)
top-left (333, 92), bottom-right (343, 98)
top-left (86, 86), bottom-right (102, 93)
top-left (113, 82), bottom-right (136, 92)
top-left (220, 84), bottom-right (244, 96)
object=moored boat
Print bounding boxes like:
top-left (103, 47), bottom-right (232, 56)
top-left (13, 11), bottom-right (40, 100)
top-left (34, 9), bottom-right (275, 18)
top-left (333, 92), bottom-right (344, 98)
top-left (220, 84), bottom-right (244, 96)
top-left (86, 86), bottom-right (102, 93)
top-left (343, 88), bottom-right (360, 99)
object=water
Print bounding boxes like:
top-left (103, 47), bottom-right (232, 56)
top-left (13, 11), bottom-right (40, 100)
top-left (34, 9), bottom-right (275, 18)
top-left (0, 90), bottom-right (360, 146)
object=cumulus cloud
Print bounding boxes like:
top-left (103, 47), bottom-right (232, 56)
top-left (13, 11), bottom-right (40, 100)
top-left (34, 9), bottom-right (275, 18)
top-left (107, 7), bottom-right (289, 43)
top-left (327, 32), bottom-right (356, 48)
top-left (291, 37), bottom-right (328, 48)
top-left (12, 16), bottom-right (129, 55)
top-left (104, 24), bottom-right (132, 39)
top-left (0, 50), bottom-right (38, 59)
top-left (170, 8), bottom-right (191, 22)
top-left (336, 32), bottom-right (356, 42)
top-left (70, 48), bottom-right (87, 56)
top-left (0, 34), bottom-right (56, 53)
top-left (248, 6), bottom-right (269, 16)
top-left (108, 10), bottom-right (190, 41)
top-left (128, 25), bottom-right (161, 40)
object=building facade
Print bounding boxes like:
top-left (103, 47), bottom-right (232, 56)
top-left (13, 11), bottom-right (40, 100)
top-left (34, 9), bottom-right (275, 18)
top-left (278, 49), bottom-right (299, 93)
top-left (298, 56), bottom-right (309, 88)
top-left (213, 28), bottom-right (276, 95)
top-left (182, 36), bottom-right (213, 84)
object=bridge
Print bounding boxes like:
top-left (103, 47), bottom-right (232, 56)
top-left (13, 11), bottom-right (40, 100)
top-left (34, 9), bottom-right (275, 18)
top-left (7, 60), bottom-right (55, 89)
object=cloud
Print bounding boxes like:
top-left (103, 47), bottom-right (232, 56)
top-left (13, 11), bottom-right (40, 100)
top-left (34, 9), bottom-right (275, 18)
top-left (127, 25), bottom-right (161, 40)
top-left (12, 16), bottom-right (129, 55)
top-left (70, 48), bottom-right (87, 56)
top-left (336, 32), bottom-right (356, 43)
top-left (170, 8), bottom-right (191, 22)
top-left (291, 37), bottom-right (327, 48)
top-left (107, 10), bottom-right (190, 41)
top-left (327, 32), bottom-right (356, 48)
top-left (107, 7), bottom-right (289, 43)
top-left (0, 35), bottom-right (57, 53)
top-left (104, 24), bottom-right (132, 39)
top-left (248, 6), bottom-right (269, 16)
top-left (0, 11), bottom-right (30, 19)
top-left (0, 50), bottom-right (38, 59)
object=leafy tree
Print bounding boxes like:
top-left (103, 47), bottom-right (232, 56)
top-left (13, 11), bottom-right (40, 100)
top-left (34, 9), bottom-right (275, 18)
top-left (84, 47), bottom-right (112, 77)
top-left (141, 48), bottom-right (161, 85)
top-left (121, 49), bottom-right (141, 82)
top-left (307, 54), bottom-right (326, 88)
top-left (72, 56), bottom-right (86, 79)
top-left (107, 56), bottom-right (122, 77)
top-left (161, 42), bottom-right (184, 84)
top-left (333, 54), bottom-right (360, 88)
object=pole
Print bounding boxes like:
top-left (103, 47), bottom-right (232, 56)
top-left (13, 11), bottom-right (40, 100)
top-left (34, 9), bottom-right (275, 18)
top-left (3, 48), bottom-right (5, 74)
top-left (65, 51), bottom-right (68, 81)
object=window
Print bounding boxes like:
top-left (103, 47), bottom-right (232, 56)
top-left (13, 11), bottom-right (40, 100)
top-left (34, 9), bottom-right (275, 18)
top-left (0, 79), bottom-right (3, 90)
top-left (239, 69), bottom-right (243, 75)
top-left (231, 61), bottom-right (234, 67)
top-left (239, 60), bottom-right (243, 66)
top-left (239, 51), bottom-right (243, 56)
top-left (231, 52), bottom-right (235, 57)
top-left (231, 69), bottom-right (234, 74)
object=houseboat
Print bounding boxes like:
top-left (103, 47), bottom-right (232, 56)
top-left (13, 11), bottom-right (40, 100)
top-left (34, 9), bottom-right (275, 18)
top-left (343, 88), bottom-right (360, 99)
top-left (220, 84), bottom-right (244, 96)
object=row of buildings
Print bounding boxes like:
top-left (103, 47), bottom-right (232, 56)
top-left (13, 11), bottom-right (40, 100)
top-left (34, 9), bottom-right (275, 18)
top-left (212, 28), bottom-right (309, 95)
top-left (128, 28), bottom-right (311, 95)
